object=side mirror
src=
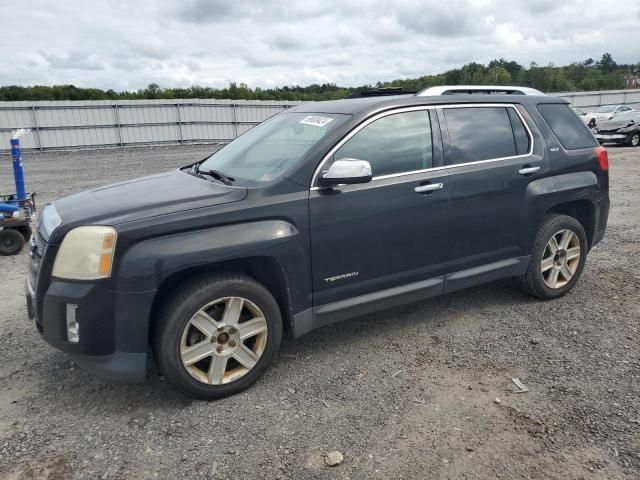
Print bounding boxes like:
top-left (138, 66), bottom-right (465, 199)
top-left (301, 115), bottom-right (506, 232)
top-left (318, 159), bottom-right (372, 188)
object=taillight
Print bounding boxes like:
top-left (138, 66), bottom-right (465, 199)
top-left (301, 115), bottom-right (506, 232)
top-left (594, 146), bottom-right (608, 171)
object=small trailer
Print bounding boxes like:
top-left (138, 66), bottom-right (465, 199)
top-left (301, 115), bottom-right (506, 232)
top-left (1, 130), bottom-right (35, 255)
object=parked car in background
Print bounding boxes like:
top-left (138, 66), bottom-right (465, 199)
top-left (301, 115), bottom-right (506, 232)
top-left (593, 112), bottom-right (640, 147)
top-left (584, 105), bottom-right (636, 128)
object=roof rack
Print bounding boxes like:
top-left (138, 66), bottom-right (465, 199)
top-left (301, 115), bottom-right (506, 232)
top-left (346, 87), bottom-right (418, 98)
top-left (416, 85), bottom-right (544, 96)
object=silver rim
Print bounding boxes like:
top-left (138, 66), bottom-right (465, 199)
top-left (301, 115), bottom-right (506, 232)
top-left (541, 229), bottom-right (581, 289)
top-left (180, 297), bottom-right (268, 385)
top-left (632, 134), bottom-right (639, 146)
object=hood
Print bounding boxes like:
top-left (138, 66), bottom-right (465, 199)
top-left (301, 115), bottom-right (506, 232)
top-left (587, 112), bottom-right (612, 119)
top-left (54, 169), bottom-right (247, 227)
top-left (597, 117), bottom-right (638, 131)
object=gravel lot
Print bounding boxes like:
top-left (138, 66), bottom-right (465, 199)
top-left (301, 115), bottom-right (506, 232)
top-left (0, 144), bottom-right (639, 480)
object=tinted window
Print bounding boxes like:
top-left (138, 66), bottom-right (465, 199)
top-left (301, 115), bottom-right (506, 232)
top-left (444, 107), bottom-right (517, 164)
top-left (538, 104), bottom-right (598, 150)
top-left (333, 111), bottom-right (432, 177)
top-left (507, 108), bottom-right (531, 155)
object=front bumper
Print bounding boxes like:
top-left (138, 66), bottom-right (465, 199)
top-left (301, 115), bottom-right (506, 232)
top-left (26, 274), bottom-right (155, 383)
top-left (595, 133), bottom-right (626, 142)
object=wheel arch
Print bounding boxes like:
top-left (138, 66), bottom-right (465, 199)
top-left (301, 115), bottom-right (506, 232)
top-left (523, 171), bottom-right (600, 253)
top-left (547, 200), bottom-right (596, 248)
top-left (148, 256), bottom-right (294, 341)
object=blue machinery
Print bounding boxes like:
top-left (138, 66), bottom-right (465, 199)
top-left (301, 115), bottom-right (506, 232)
top-left (1, 130), bottom-right (36, 255)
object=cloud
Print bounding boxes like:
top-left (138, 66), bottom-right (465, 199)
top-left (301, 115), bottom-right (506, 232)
top-left (42, 52), bottom-right (106, 71)
top-left (175, 0), bottom-right (242, 23)
top-left (0, 0), bottom-right (637, 90)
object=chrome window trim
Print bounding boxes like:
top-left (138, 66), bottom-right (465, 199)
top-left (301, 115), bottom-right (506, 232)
top-left (310, 106), bottom-right (436, 189)
top-left (310, 103), bottom-right (534, 190)
top-left (440, 103), bottom-right (534, 167)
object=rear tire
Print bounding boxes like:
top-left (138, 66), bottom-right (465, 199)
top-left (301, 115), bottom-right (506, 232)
top-left (629, 132), bottom-right (640, 147)
top-left (0, 228), bottom-right (25, 255)
top-left (517, 214), bottom-right (588, 299)
top-left (152, 273), bottom-right (282, 400)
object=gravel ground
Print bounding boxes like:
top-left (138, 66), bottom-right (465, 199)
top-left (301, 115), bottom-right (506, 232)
top-left (0, 144), bottom-right (639, 480)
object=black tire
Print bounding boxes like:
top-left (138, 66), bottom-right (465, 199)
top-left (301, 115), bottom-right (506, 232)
top-left (0, 228), bottom-right (25, 256)
top-left (629, 132), bottom-right (640, 147)
top-left (16, 225), bottom-right (32, 242)
top-left (152, 273), bottom-right (282, 400)
top-left (517, 214), bottom-right (588, 300)
top-left (588, 118), bottom-right (596, 128)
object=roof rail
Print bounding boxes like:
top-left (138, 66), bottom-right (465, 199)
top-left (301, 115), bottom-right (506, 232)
top-left (346, 87), bottom-right (418, 98)
top-left (416, 85), bottom-right (544, 96)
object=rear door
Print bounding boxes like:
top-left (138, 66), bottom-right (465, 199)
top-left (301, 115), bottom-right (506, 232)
top-left (309, 108), bottom-right (450, 307)
top-left (439, 104), bottom-right (545, 275)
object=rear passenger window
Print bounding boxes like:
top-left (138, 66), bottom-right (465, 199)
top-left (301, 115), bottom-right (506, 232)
top-left (443, 107), bottom-right (518, 164)
top-left (507, 108), bottom-right (530, 155)
top-left (538, 103), bottom-right (598, 150)
top-left (333, 110), bottom-right (432, 177)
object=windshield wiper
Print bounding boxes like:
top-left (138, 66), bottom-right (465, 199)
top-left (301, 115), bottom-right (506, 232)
top-left (196, 166), bottom-right (235, 185)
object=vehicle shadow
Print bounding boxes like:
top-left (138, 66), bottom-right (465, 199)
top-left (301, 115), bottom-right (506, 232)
top-left (25, 278), bottom-right (533, 413)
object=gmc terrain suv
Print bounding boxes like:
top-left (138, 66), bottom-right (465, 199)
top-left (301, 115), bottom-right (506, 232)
top-left (26, 94), bottom-right (609, 399)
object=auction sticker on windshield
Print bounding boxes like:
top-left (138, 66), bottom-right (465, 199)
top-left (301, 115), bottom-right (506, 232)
top-left (299, 115), bottom-right (334, 127)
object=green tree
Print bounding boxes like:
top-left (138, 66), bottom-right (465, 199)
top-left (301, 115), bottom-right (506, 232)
top-left (597, 53), bottom-right (617, 74)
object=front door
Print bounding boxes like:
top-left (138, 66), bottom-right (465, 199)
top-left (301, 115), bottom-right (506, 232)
top-left (309, 109), bottom-right (450, 307)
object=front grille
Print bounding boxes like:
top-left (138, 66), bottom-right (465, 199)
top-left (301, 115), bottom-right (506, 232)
top-left (29, 231), bottom-right (47, 292)
top-left (32, 231), bottom-right (46, 256)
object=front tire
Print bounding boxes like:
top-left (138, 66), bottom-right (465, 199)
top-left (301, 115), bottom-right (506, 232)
top-left (517, 214), bottom-right (588, 299)
top-left (152, 273), bottom-right (283, 400)
top-left (629, 132), bottom-right (640, 147)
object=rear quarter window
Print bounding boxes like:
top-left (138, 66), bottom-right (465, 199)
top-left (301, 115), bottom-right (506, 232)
top-left (537, 103), bottom-right (597, 150)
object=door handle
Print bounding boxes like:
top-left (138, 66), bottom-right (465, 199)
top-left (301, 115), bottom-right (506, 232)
top-left (414, 183), bottom-right (444, 193)
top-left (518, 166), bottom-right (540, 176)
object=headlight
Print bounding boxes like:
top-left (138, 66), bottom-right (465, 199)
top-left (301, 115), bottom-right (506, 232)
top-left (39, 203), bottom-right (62, 240)
top-left (52, 226), bottom-right (117, 280)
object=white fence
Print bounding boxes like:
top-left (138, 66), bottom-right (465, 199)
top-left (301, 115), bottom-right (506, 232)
top-left (1, 89), bottom-right (639, 152)
top-left (551, 89), bottom-right (640, 109)
top-left (0, 99), bottom-right (305, 151)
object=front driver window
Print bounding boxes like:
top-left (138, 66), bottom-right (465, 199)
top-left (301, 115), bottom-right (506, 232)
top-left (333, 110), bottom-right (433, 177)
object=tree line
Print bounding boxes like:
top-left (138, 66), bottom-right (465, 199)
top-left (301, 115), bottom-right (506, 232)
top-left (1, 53), bottom-right (637, 102)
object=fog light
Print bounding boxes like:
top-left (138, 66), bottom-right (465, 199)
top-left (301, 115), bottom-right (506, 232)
top-left (66, 304), bottom-right (79, 343)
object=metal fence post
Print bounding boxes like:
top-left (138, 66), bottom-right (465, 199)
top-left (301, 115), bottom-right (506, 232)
top-left (31, 106), bottom-right (43, 150)
top-left (176, 103), bottom-right (183, 144)
top-left (114, 103), bottom-right (123, 146)
top-left (231, 104), bottom-right (239, 138)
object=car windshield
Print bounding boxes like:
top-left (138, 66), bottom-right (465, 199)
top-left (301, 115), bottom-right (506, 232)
top-left (198, 112), bottom-right (349, 185)
top-left (592, 106), bottom-right (616, 113)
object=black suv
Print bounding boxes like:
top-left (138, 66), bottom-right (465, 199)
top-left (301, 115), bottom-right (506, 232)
top-left (26, 95), bottom-right (609, 399)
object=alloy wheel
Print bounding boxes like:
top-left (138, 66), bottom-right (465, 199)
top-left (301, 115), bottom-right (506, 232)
top-left (540, 229), bottom-right (581, 289)
top-left (179, 297), bottom-right (268, 385)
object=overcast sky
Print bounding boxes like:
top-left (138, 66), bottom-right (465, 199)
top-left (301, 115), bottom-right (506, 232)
top-left (2, 0), bottom-right (638, 90)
